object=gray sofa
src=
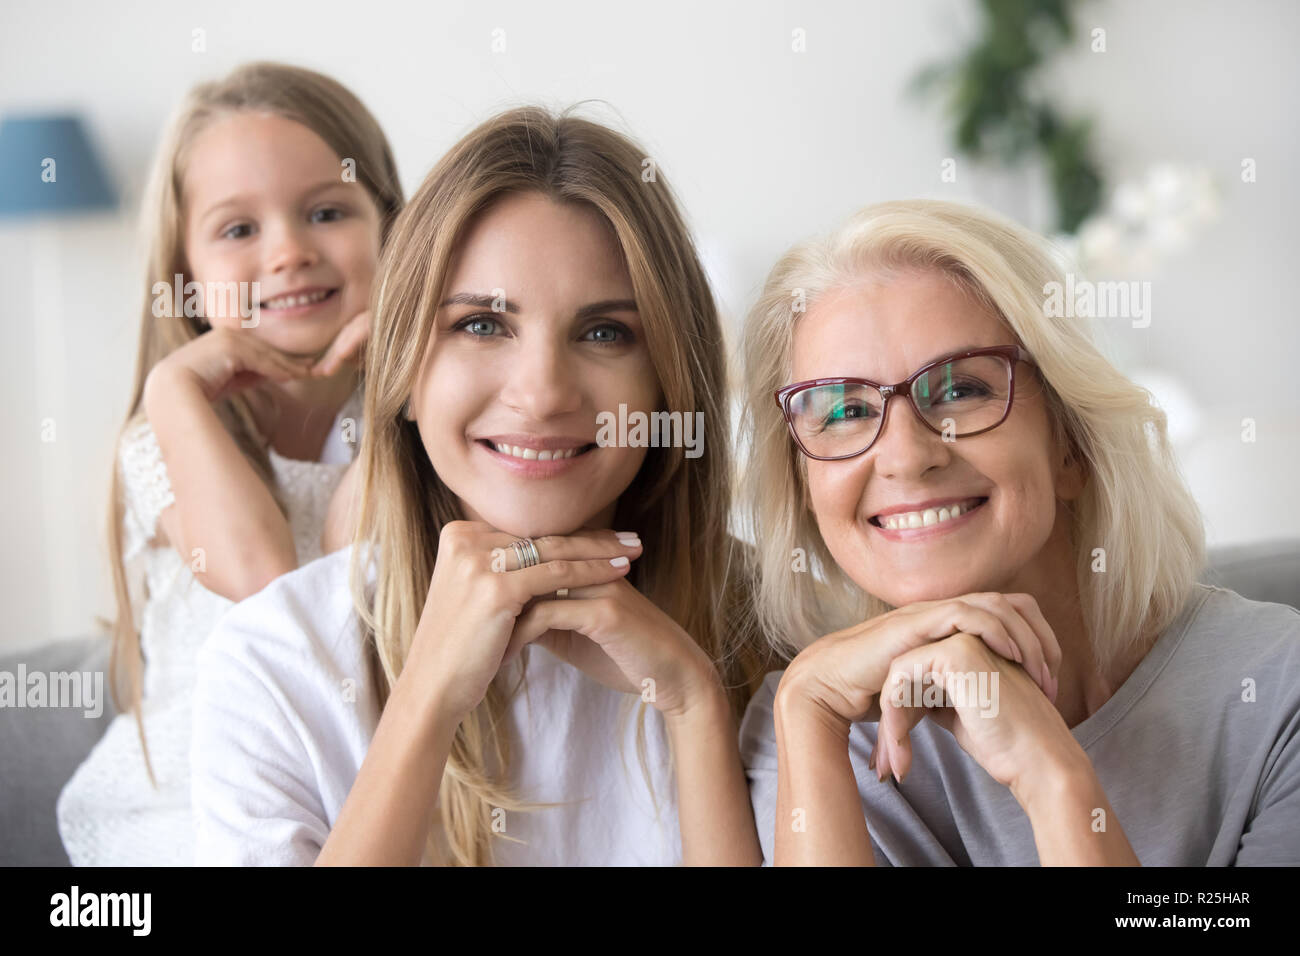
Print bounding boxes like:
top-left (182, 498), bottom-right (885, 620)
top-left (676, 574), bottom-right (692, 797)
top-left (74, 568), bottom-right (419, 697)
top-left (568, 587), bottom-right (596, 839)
top-left (3, 539), bottom-right (1297, 866)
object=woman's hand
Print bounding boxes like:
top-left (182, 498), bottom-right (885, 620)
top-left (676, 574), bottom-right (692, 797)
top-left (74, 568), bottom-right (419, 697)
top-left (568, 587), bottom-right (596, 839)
top-left (505, 571), bottom-right (721, 720)
top-left (876, 630), bottom-right (1078, 789)
top-left (779, 592), bottom-right (1061, 780)
top-left (503, 538), bottom-right (764, 866)
top-left (405, 522), bottom-right (646, 726)
top-left (875, 631), bottom-right (1140, 865)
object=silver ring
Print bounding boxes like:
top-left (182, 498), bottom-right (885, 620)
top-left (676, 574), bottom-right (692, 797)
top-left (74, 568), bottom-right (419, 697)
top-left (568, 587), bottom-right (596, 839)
top-left (510, 537), bottom-right (541, 569)
top-left (555, 588), bottom-right (569, 599)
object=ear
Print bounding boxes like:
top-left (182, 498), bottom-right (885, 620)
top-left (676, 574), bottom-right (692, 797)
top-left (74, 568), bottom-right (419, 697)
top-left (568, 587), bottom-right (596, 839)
top-left (1053, 433), bottom-right (1087, 502)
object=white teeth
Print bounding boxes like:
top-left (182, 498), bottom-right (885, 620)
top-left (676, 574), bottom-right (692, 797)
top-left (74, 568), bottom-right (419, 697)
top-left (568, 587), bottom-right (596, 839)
top-left (263, 289), bottom-right (331, 309)
top-left (492, 442), bottom-right (581, 461)
top-left (880, 499), bottom-right (981, 530)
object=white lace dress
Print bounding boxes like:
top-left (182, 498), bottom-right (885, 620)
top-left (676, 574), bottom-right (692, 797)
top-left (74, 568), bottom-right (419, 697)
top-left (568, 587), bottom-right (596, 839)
top-left (56, 388), bottom-right (363, 866)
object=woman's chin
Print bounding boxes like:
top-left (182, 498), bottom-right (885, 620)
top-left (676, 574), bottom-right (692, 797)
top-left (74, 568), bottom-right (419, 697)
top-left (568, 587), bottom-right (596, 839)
top-left (858, 570), bottom-right (993, 607)
top-left (467, 508), bottom-right (589, 541)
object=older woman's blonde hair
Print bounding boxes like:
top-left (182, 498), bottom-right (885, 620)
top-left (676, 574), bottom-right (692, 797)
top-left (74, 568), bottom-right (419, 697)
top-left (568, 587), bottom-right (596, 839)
top-left (740, 199), bottom-right (1205, 674)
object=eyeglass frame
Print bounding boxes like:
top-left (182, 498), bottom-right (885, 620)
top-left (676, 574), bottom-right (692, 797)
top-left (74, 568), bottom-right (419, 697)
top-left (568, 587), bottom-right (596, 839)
top-left (773, 345), bottom-right (1037, 461)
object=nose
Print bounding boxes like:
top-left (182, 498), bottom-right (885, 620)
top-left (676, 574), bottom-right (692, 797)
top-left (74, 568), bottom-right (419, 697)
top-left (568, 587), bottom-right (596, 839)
top-left (500, 334), bottom-right (584, 421)
top-left (868, 392), bottom-right (951, 480)
top-left (265, 219), bottom-right (319, 274)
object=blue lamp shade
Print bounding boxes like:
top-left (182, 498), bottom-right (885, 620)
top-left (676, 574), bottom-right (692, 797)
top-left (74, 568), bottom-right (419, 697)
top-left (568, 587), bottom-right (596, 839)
top-left (0, 114), bottom-right (116, 217)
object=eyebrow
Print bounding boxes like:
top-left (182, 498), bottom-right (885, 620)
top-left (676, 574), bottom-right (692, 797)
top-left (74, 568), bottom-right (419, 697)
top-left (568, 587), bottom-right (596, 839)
top-left (917, 345), bottom-right (989, 370)
top-left (438, 293), bottom-right (639, 320)
top-left (198, 179), bottom-right (353, 224)
top-left (842, 345), bottom-right (994, 384)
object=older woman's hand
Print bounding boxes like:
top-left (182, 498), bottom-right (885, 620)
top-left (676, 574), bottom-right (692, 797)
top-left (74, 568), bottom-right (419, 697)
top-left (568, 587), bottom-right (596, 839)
top-left (776, 592), bottom-right (1061, 781)
top-left (875, 629), bottom-right (1082, 793)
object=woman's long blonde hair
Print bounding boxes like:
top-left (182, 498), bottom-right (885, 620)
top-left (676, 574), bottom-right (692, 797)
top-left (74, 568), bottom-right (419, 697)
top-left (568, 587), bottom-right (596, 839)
top-left (741, 199), bottom-right (1205, 673)
top-left (105, 62), bottom-right (403, 783)
top-left (348, 105), bottom-right (765, 866)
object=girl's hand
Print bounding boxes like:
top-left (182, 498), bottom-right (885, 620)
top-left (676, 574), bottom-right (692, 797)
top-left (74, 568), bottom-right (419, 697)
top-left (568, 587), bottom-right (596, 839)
top-left (311, 309), bottom-right (370, 377)
top-left (779, 593), bottom-right (1061, 779)
top-left (406, 522), bottom-right (646, 725)
top-left (875, 631), bottom-right (1080, 792)
top-left (149, 326), bottom-right (315, 407)
top-left (505, 572), bottom-right (721, 720)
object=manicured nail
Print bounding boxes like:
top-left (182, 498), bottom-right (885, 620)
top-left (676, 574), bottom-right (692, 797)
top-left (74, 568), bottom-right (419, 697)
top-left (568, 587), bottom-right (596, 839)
top-left (876, 739), bottom-right (890, 782)
top-left (609, 556), bottom-right (629, 568)
top-left (1040, 661), bottom-right (1051, 692)
top-left (615, 532), bottom-right (640, 545)
top-left (618, 537), bottom-right (641, 548)
top-left (1009, 641), bottom-right (1023, 664)
top-left (868, 747), bottom-right (877, 771)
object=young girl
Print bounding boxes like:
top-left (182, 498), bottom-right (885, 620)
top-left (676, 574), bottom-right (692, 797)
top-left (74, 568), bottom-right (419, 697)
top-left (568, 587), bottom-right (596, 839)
top-left (56, 62), bottom-right (403, 866)
top-left (191, 106), bottom-right (771, 865)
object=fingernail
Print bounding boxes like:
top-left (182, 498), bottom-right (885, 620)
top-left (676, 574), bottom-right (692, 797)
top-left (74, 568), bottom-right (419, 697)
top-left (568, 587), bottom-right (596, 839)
top-left (868, 748), bottom-right (877, 771)
top-left (618, 536), bottom-right (641, 548)
top-left (615, 532), bottom-right (640, 545)
top-left (609, 556), bottom-right (629, 568)
top-left (1010, 641), bottom-right (1023, 664)
top-left (1040, 661), bottom-right (1050, 691)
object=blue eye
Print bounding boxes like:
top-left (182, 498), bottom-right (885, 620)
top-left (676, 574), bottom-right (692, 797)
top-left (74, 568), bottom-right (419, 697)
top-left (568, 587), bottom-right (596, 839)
top-left (454, 315), bottom-right (502, 337)
top-left (583, 323), bottom-right (631, 346)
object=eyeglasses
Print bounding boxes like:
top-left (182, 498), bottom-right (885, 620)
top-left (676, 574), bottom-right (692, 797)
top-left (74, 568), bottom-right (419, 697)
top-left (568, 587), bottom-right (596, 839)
top-left (773, 345), bottom-right (1035, 461)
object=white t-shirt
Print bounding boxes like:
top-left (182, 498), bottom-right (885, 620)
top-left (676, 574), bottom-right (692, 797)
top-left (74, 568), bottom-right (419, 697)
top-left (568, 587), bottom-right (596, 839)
top-left (190, 545), bottom-right (681, 865)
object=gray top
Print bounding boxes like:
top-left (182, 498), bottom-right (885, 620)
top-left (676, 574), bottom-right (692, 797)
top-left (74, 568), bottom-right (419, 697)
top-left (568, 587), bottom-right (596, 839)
top-left (741, 585), bottom-right (1300, 865)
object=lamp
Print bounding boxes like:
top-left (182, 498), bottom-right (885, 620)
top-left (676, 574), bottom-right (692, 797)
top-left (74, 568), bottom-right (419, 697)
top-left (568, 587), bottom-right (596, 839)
top-left (0, 113), bottom-right (116, 638)
top-left (0, 114), bottom-right (116, 217)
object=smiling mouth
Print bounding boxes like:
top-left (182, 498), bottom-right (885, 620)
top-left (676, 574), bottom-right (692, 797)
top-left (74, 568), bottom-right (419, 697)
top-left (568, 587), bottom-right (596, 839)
top-left (478, 440), bottom-right (598, 462)
top-left (869, 496), bottom-right (988, 530)
top-left (260, 288), bottom-right (339, 310)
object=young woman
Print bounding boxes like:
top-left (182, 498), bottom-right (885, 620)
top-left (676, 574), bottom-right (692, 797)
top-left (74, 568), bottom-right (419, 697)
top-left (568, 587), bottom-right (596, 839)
top-left (191, 107), bottom-right (769, 865)
top-left (739, 199), bottom-right (1300, 865)
top-left (56, 62), bottom-right (402, 866)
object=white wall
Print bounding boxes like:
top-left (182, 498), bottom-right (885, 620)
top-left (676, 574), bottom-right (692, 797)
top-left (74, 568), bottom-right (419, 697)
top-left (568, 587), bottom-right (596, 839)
top-left (1, 0), bottom-right (1296, 647)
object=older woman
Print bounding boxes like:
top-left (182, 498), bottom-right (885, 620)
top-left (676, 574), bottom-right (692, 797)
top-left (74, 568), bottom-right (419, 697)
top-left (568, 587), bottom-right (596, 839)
top-left (738, 199), bottom-right (1300, 865)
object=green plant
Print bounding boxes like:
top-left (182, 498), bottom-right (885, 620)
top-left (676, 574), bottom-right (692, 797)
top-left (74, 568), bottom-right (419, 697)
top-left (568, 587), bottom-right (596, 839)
top-left (913, 0), bottom-right (1105, 233)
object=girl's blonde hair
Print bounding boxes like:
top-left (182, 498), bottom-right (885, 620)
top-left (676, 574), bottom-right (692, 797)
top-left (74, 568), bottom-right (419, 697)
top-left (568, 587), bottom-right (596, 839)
top-left (741, 199), bottom-right (1205, 674)
top-left (347, 105), bottom-right (765, 866)
top-left (105, 62), bottom-right (403, 783)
